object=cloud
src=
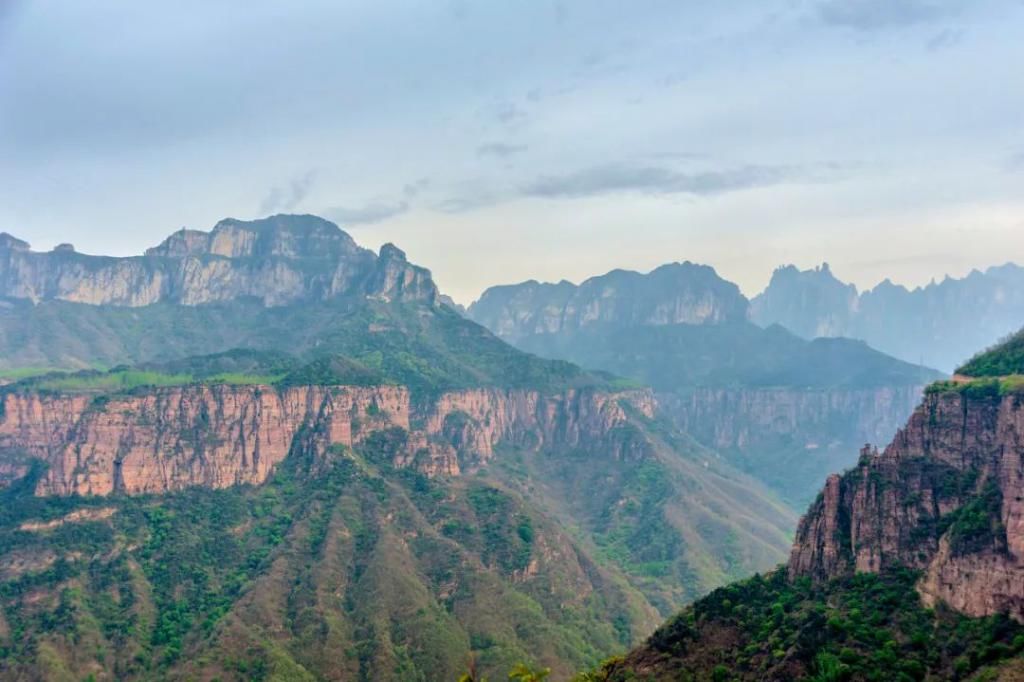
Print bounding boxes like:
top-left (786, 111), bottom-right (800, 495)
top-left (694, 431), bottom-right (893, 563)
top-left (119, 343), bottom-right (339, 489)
top-left (324, 201), bottom-right (409, 226)
top-left (260, 170), bottom-right (317, 214)
top-left (1005, 151), bottom-right (1024, 172)
top-left (477, 142), bottom-right (528, 158)
top-left (521, 163), bottom-right (793, 199)
top-left (817, 0), bottom-right (945, 30)
top-left (926, 27), bottom-right (964, 51)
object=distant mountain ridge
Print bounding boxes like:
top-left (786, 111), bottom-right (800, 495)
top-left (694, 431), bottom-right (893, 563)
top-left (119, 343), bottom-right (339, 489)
top-left (0, 214), bottom-right (437, 307)
top-left (469, 262), bottom-right (748, 342)
top-left (751, 261), bottom-right (1024, 372)
top-left (469, 263), bottom-right (941, 506)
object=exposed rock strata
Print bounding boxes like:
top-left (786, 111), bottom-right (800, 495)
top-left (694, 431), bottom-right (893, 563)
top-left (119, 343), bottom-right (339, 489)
top-left (468, 262), bottom-right (748, 342)
top-left (661, 386), bottom-right (922, 454)
top-left (0, 385), bottom-right (653, 497)
top-left (788, 391), bottom-right (1024, 619)
top-left (0, 215), bottom-right (437, 307)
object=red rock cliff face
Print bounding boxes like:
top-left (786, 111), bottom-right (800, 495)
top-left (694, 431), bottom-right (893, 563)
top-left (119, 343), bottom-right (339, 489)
top-left (788, 391), bottom-right (1024, 619)
top-left (0, 385), bottom-right (652, 497)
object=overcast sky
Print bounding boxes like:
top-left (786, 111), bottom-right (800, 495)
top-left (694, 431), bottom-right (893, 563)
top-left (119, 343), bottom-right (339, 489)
top-left (1, 0), bottom-right (1023, 303)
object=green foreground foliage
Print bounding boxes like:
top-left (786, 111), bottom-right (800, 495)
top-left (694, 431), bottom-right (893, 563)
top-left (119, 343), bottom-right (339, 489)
top-left (957, 328), bottom-right (1024, 377)
top-left (590, 568), bottom-right (1024, 681)
top-left (0, 298), bottom-right (608, 398)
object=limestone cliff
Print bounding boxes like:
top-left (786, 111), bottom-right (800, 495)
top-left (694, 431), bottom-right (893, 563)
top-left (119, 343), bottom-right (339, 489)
top-left (659, 385), bottom-right (925, 505)
top-left (0, 214), bottom-right (437, 307)
top-left (0, 384), bottom-right (654, 496)
top-left (468, 262), bottom-right (748, 342)
top-left (662, 385), bottom-right (922, 454)
top-left (788, 389), bottom-right (1024, 619)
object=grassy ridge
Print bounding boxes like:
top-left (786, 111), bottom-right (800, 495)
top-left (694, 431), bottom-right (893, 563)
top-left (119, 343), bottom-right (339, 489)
top-left (0, 298), bottom-right (609, 397)
top-left (925, 375), bottom-right (1024, 398)
top-left (957, 328), bottom-right (1024, 377)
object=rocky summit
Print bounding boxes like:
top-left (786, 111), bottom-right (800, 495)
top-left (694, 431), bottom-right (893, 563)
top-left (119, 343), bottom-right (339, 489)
top-left (0, 214), bottom-right (437, 307)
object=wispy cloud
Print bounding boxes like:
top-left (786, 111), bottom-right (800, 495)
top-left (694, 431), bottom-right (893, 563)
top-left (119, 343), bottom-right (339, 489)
top-left (324, 201), bottom-right (409, 226)
top-left (522, 163), bottom-right (793, 199)
top-left (260, 170), bottom-right (317, 215)
top-left (477, 142), bottom-right (528, 158)
top-left (817, 0), bottom-right (945, 31)
top-left (1005, 151), bottom-right (1024, 173)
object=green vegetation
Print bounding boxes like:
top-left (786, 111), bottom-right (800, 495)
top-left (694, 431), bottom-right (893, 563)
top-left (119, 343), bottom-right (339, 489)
top-left (0, 444), bottom-right (656, 680)
top-left (942, 481), bottom-right (1006, 556)
top-left (925, 375), bottom-right (1024, 398)
top-left (0, 367), bottom-right (70, 382)
top-left (593, 568), bottom-right (1024, 681)
top-left (21, 367), bottom-right (281, 393)
top-left (514, 321), bottom-right (941, 391)
top-left (0, 298), bottom-right (608, 397)
top-left (957, 328), bottom-right (1024, 377)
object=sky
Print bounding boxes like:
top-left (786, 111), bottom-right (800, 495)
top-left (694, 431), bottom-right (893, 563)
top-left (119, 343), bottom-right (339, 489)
top-left (1, 0), bottom-right (1023, 304)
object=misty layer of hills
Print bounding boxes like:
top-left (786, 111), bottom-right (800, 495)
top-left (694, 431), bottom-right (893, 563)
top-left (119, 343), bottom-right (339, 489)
top-left (751, 262), bottom-right (1024, 373)
top-left (467, 261), bottom-right (947, 507)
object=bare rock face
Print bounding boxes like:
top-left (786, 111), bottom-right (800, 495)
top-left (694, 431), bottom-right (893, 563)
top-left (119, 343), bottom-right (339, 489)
top-left (788, 390), bottom-right (1024, 619)
top-left (0, 384), bottom-right (653, 497)
top-left (662, 385), bottom-right (922, 454)
top-left (0, 215), bottom-right (438, 307)
top-left (468, 262), bottom-right (748, 342)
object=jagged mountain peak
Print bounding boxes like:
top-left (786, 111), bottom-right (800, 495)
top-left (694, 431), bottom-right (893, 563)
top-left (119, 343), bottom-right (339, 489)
top-left (469, 260), bottom-right (749, 342)
top-left (752, 261), bottom-right (1024, 372)
top-left (145, 213), bottom-right (361, 260)
top-left (0, 213), bottom-right (438, 308)
top-left (0, 232), bottom-right (31, 251)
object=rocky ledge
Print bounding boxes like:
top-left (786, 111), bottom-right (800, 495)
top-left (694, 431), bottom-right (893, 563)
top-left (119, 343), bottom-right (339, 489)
top-left (788, 389), bottom-right (1024, 619)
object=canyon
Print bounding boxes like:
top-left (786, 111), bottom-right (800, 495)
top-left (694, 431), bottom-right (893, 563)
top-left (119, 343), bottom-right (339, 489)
top-left (0, 384), bottom-right (653, 497)
top-left (470, 265), bottom-right (941, 506)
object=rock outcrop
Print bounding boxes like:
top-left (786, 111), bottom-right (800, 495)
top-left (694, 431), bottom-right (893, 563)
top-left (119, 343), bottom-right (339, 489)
top-left (0, 384), bottom-right (654, 496)
top-left (0, 215), bottom-right (438, 307)
top-left (788, 389), bottom-right (1024, 619)
top-left (468, 262), bottom-right (748, 342)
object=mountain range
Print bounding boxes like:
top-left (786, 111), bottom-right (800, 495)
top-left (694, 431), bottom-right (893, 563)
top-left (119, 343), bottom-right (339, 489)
top-left (598, 330), bottom-right (1024, 680)
top-left (2, 213), bottom-right (1023, 680)
top-left (751, 261), bottom-right (1024, 373)
top-left (0, 215), bottom-right (795, 680)
top-left (469, 263), bottom-right (943, 507)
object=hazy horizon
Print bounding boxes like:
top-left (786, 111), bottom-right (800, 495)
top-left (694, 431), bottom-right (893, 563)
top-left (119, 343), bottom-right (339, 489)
top-left (3, 211), bottom-right (1021, 306)
top-left (2, 0), bottom-right (1023, 303)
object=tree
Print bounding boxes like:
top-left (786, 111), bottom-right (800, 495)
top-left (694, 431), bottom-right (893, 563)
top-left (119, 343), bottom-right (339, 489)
top-left (509, 663), bottom-right (551, 682)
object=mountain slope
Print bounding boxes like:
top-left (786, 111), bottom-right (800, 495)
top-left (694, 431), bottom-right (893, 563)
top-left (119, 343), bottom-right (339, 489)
top-left (751, 262), bottom-right (1024, 373)
top-left (0, 215), bottom-right (800, 679)
top-left (0, 377), bottom-right (796, 680)
top-left (596, 331), bottom-right (1024, 681)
